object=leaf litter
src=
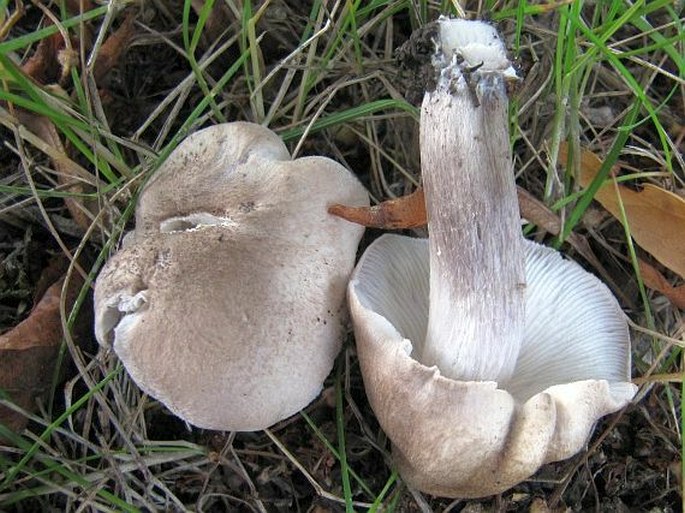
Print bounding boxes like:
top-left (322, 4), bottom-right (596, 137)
top-left (560, 143), bottom-right (685, 310)
top-left (0, 255), bottom-right (87, 436)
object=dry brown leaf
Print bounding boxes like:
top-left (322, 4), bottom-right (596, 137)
top-left (637, 259), bottom-right (685, 310)
top-left (12, 13), bottom-right (135, 237)
top-left (633, 373), bottom-right (684, 385)
top-left (92, 11), bottom-right (136, 84)
top-left (21, 31), bottom-right (65, 85)
top-left (32, 250), bottom-right (72, 303)
top-left (0, 264), bottom-right (84, 435)
top-left (560, 144), bottom-right (685, 279)
top-left (329, 187), bottom-right (427, 229)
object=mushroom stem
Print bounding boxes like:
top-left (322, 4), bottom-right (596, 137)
top-left (418, 19), bottom-right (525, 382)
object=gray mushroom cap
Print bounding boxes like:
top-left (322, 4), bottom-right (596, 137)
top-left (94, 122), bottom-right (368, 431)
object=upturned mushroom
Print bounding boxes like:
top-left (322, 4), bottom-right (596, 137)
top-left (342, 19), bottom-right (636, 497)
top-left (94, 122), bottom-right (368, 431)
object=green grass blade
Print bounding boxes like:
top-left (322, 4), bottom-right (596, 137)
top-left (279, 99), bottom-right (418, 142)
top-left (560, 100), bottom-right (642, 242)
top-left (368, 470), bottom-right (398, 512)
top-left (300, 411), bottom-right (375, 497)
top-left (0, 6), bottom-right (108, 53)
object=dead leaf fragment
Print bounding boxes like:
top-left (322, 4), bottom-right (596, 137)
top-left (92, 11), bottom-right (136, 84)
top-left (21, 32), bottom-right (65, 85)
top-left (0, 264), bottom-right (84, 435)
top-left (560, 144), bottom-right (685, 279)
top-left (638, 259), bottom-right (685, 310)
top-left (329, 187), bottom-right (427, 229)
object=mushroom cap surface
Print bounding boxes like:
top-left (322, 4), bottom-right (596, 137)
top-left (349, 234), bottom-right (636, 498)
top-left (95, 122), bottom-right (368, 431)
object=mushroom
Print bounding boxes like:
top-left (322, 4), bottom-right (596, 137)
top-left (344, 19), bottom-right (636, 497)
top-left (94, 122), bottom-right (368, 431)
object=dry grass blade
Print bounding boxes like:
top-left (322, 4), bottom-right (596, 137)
top-left (264, 428), bottom-right (374, 510)
top-left (15, 110), bottom-right (95, 234)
